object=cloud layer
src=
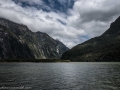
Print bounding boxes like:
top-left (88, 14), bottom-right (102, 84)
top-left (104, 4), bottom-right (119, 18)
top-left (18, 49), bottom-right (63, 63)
top-left (0, 0), bottom-right (120, 48)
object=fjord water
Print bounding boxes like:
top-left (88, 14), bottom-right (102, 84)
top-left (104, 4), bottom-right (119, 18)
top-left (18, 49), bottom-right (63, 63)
top-left (0, 62), bottom-right (120, 90)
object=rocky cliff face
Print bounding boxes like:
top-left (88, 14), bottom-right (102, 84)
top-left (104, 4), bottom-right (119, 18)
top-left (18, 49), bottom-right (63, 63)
top-left (0, 24), bottom-right (35, 59)
top-left (0, 18), bottom-right (69, 59)
top-left (61, 16), bottom-right (120, 62)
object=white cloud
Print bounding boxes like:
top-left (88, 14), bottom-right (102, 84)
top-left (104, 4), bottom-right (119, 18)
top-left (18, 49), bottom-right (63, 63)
top-left (69, 0), bottom-right (120, 37)
top-left (0, 0), bottom-right (120, 48)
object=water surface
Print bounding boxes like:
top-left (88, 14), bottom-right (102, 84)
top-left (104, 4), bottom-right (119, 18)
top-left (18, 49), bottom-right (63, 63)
top-left (0, 62), bottom-right (120, 90)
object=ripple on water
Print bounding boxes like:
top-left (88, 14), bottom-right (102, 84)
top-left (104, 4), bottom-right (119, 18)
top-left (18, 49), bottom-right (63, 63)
top-left (0, 62), bottom-right (120, 90)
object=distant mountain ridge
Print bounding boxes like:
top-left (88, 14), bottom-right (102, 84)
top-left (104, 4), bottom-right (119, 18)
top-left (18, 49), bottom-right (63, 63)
top-left (61, 16), bottom-right (120, 62)
top-left (0, 18), bottom-right (69, 59)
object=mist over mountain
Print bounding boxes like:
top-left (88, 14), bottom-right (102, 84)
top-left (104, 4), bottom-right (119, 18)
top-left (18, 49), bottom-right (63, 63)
top-left (61, 16), bottom-right (120, 62)
top-left (0, 18), bottom-right (69, 59)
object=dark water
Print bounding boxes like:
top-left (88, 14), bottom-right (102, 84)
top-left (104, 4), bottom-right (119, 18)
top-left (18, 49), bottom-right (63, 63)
top-left (0, 62), bottom-right (120, 90)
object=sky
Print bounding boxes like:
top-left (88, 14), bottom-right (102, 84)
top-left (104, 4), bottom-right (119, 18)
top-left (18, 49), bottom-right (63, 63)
top-left (0, 0), bottom-right (120, 48)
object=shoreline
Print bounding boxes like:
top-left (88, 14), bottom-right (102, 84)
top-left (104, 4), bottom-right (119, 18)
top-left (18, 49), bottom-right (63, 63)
top-left (0, 59), bottom-right (120, 63)
top-left (0, 59), bottom-right (71, 62)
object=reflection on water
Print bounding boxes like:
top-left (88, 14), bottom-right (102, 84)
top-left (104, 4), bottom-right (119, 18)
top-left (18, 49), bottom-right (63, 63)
top-left (0, 62), bottom-right (120, 90)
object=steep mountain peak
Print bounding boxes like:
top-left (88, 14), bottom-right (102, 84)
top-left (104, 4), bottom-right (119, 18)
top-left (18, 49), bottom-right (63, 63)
top-left (114, 16), bottom-right (120, 23)
top-left (0, 17), bottom-right (69, 59)
top-left (103, 16), bottom-right (120, 35)
top-left (0, 18), bottom-right (28, 29)
top-left (61, 16), bottom-right (120, 62)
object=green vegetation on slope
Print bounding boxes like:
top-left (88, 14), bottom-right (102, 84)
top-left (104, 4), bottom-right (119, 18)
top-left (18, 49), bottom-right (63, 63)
top-left (61, 16), bottom-right (120, 62)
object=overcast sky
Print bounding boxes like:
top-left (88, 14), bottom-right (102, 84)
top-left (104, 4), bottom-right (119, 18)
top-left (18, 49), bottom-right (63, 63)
top-left (0, 0), bottom-right (120, 48)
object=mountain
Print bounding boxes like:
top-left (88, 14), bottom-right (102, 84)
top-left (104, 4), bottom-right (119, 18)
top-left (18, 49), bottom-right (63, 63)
top-left (61, 16), bottom-right (120, 62)
top-left (0, 18), bottom-right (69, 59)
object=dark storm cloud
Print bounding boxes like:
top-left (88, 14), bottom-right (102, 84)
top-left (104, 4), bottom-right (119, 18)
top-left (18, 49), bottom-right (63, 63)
top-left (71, 0), bottom-right (120, 37)
top-left (80, 10), bottom-right (120, 23)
